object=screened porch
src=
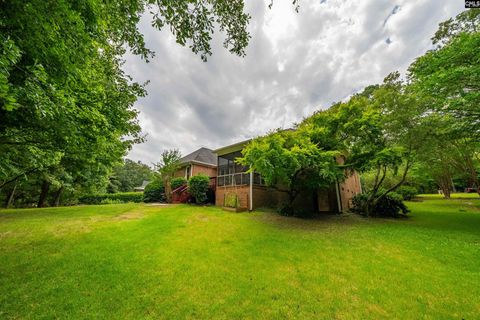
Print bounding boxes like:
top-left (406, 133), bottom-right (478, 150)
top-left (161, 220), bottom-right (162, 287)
top-left (217, 151), bottom-right (264, 187)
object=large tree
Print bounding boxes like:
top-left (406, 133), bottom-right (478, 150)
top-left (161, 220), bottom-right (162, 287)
top-left (0, 0), bottom-right (254, 205)
top-left (302, 74), bottom-right (429, 216)
top-left (239, 128), bottom-right (344, 216)
top-left (155, 149), bottom-right (182, 203)
top-left (108, 159), bottom-right (154, 193)
top-left (408, 9), bottom-right (480, 138)
top-left (408, 9), bottom-right (480, 195)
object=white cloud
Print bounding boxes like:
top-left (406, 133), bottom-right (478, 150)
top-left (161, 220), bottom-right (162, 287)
top-left (123, 0), bottom-right (465, 163)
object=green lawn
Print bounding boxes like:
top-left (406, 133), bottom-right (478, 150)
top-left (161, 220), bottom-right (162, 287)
top-left (1, 199), bottom-right (479, 319)
top-left (417, 192), bottom-right (480, 199)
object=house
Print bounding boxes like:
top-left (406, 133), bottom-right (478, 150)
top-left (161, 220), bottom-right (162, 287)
top-left (174, 147), bottom-right (217, 180)
top-left (172, 147), bottom-right (218, 204)
top-left (213, 139), bottom-right (362, 213)
top-left (133, 180), bottom-right (150, 192)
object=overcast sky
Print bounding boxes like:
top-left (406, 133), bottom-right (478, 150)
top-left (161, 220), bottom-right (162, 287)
top-left (123, 0), bottom-right (464, 165)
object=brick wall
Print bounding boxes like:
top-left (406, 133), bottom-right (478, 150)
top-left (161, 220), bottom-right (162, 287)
top-left (191, 164), bottom-right (217, 177)
top-left (252, 186), bottom-right (288, 209)
top-left (174, 167), bottom-right (187, 178)
top-left (215, 170), bottom-right (362, 213)
top-left (215, 185), bottom-right (250, 209)
top-left (317, 186), bottom-right (339, 212)
top-left (338, 171), bottom-right (362, 211)
top-left (174, 164), bottom-right (217, 179)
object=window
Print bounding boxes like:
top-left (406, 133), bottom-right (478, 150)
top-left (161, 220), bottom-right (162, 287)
top-left (217, 151), bottom-right (264, 186)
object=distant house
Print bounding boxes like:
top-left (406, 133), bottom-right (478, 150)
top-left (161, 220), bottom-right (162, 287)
top-left (213, 139), bottom-right (362, 213)
top-left (174, 147), bottom-right (217, 180)
top-left (172, 147), bottom-right (217, 204)
top-left (134, 180), bottom-right (150, 192)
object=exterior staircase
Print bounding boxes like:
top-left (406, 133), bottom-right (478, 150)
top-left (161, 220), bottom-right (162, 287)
top-left (171, 185), bottom-right (190, 204)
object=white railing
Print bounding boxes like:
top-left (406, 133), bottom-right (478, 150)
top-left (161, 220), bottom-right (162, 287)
top-left (217, 172), bottom-right (264, 187)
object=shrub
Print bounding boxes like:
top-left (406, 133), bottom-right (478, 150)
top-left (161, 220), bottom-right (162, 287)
top-left (352, 192), bottom-right (409, 218)
top-left (79, 192), bottom-right (143, 205)
top-left (170, 177), bottom-right (187, 191)
top-left (188, 174), bottom-right (210, 204)
top-left (397, 186), bottom-right (418, 200)
top-left (100, 198), bottom-right (124, 205)
top-left (224, 192), bottom-right (238, 208)
top-left (143, 180), bottom-right (165, 203)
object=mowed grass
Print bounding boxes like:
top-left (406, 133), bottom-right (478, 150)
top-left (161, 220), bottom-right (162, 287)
top-left (0, 199), bottom-right (479, 319)
top-left (418, 192), bottom-right (480, 199)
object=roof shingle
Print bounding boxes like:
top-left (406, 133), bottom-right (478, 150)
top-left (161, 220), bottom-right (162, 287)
top-left (179, 147), bottom-right (217, 166)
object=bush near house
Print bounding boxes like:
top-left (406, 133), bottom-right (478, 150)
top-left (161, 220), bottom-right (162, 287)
top-left (352, 191), bottom-right (409, 218)
top-left (79, 192), bottom-right (143, 205)
top-left (170, 177), bottom-right (187, 190)
top-left (143, 180), bottom-right (166, 203)
top-left (188, 174), bottom-right (210, 204)
top-left (224, 192), bottom-right (239, 208)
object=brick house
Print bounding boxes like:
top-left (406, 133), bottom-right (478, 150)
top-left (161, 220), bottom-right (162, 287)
top-left (213, 139), bottom-right (362, 213)
top-left (174, 147), bottom-right (217, 180)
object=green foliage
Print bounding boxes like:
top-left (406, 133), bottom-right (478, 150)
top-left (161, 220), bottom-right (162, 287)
top-left (397, 186), bottom-right (418, 201)
top-left (142, 180), bottom-right (165, 203)
top-left (156, 150), bottom-right (182, 178)
top-left (188, 174), bottom-right (210, 204)
top-left (100, 198), bottom-right (124, 205)
top-left (352, 192), bottom-right (409, 218)
top-left (239, 128), bottom-right (343, 215)
top-left (79, 192), bottom-right (143, 205)
top-left (155, 149), bottom-right (182, 203)
top-left (170, 177), bottom-right (187, 191)
top-left (0, 0), bottom-right (256, 206)
top-left (108, 159), bottom-right (153, 193)
top-left (431, 9), bottom-right (479, 46)
top-left (224, 192), bottom-right (239, 208)
top-left (409, 32), bottom-right (480, 138)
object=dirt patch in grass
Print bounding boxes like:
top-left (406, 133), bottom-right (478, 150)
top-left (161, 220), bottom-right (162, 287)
top-left (113, 211), bottom-right (145, 221)
top-left (186, 214), bottom-right (217, 224)
top-left (52, 211), bottom-right (146, 236)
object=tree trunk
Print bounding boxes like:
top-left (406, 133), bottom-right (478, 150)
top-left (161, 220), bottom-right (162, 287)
top-left (451, 177), bottom-right (457, 193)
top-left (438, 177), bottom-right (451, 199)
top-left (4, 183), bottom-right (17, 208)
top-left (37, 180), bottom-right (50, 208)
top-left (443, 185), bottom-right (451, 199)
top-left (164, 178), bottom-right (172, 203)
top-left (53, 186), bottom-right (64, 207)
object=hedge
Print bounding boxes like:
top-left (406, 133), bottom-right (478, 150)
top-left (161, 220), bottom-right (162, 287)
top-left (397, 186), bottom-right (418, 200)
top-left (143, 179), bottom-right (166, 203)
top-left (79, 192), bottom-right (143, 205)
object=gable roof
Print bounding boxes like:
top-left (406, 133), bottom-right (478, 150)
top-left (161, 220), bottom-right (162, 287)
top-left (179, 147), bottom-right (217, 167)
top-left (213, 139), bottom-right (251, 156)
top-left (213, 129), bottom-right (295, 156)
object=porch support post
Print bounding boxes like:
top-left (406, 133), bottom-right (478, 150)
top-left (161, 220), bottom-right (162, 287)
top-left (249, 171), bottom-right (253, 211)
top-left (335, 180), bottom-right (342, 213)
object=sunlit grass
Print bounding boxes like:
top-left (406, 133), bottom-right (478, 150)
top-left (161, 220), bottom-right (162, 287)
top-left (1, 199), bottom-right (479, 319)
top-left (417, 192), bottom-right (479, 199)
